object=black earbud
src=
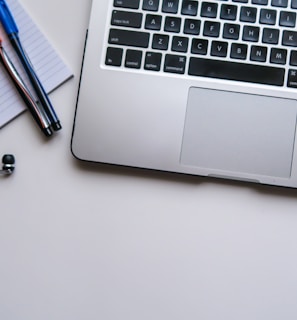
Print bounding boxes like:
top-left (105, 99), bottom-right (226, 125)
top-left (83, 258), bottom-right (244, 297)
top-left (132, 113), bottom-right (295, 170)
top-left (1, 154), bottom-right (15, 175)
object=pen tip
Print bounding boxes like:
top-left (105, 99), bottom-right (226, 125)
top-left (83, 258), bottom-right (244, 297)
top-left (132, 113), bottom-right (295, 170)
top-left (43, 127), bottom-right (53, 137)
top-left (52, 121), bottom-right (62, 131)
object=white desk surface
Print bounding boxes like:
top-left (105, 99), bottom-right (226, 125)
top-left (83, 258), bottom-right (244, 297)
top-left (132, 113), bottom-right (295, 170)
top-left (1, 1), bottom-right (297, 319)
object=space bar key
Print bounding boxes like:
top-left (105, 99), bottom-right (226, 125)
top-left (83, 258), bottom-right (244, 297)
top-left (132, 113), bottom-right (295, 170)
top-left (188, 58), bottom-right (285, 86)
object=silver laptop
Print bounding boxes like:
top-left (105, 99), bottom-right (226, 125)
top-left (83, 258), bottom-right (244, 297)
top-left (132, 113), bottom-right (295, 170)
top-left (71, 0), bottom-right (297, 188)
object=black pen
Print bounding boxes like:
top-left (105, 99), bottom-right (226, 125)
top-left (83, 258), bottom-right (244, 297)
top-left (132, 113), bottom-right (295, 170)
top-left (0, 0), bottom-right (62, 131)
top-left (0, 37), bottom-right (53, 136)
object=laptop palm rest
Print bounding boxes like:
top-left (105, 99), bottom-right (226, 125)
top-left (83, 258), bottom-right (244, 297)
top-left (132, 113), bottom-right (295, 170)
top-left (181, 87), bottom-right (297, 178)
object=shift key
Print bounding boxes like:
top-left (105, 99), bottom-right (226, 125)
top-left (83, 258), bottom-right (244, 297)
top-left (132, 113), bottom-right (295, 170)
top-left (109, 29), bottom-right (150, 48)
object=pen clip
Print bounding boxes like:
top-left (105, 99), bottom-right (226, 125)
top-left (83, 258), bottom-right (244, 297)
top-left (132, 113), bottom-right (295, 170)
top-left (0, 0), bottom-right (18, 36)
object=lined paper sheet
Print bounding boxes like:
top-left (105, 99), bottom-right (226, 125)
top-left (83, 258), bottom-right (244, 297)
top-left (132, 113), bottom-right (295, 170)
top-left (0, 0), bottom-right (72, 128)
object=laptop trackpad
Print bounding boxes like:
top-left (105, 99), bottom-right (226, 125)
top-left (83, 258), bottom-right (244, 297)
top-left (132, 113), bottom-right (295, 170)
top-left (181, 87), bottom-right (297, 178)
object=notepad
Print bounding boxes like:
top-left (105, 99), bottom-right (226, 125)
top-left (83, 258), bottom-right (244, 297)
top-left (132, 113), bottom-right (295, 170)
top-left (0, 0), bottom-right (72, 128)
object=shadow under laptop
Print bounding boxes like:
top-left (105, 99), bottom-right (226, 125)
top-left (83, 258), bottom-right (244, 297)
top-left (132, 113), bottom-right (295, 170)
top-left (71, 158), bottom-right (297, 199)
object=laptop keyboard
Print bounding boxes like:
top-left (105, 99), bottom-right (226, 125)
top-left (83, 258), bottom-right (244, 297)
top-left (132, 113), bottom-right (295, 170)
top-left (105, 0), bottom-right (297, 88)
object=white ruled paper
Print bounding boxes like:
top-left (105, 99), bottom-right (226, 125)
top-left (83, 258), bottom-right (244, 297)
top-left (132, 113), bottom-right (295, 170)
top-left (0, 0), bottom-right (72, 127)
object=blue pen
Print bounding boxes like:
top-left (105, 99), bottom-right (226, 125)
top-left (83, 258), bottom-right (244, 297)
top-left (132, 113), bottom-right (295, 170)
top-left (0, 0), bottom-right (62, 132)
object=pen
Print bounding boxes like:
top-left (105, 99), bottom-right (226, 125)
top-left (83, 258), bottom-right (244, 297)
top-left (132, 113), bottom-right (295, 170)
top-left (0, 0), bottom-right (62, 131)
top-left (0, 37), bottom-right (53, 136)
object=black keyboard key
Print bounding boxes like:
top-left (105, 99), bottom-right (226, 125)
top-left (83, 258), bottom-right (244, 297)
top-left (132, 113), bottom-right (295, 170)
top-left (282, 30), bottom-right (297, 47)
top-left (220, 4), bottom-right (238, 20)
top-left (262, 28), bottom-right (279, 46)
top-left (152, 34), bottom-right (169, 50)
top-left (145, 14), bottom-right (162, 30)
top-left (242, 26), bottom-right (260, 42)
top-left (287, 69), bottom-right (297, 87)
top-left (279, 11), bottom-right (296, 28)
top-left (109, 29), bottom-right (150, 48)
top-left (292, 0), bottom-right (297, 8)
top-left (250, 45), bottom-right (267, 62)
top-left (162, 0), bottom-right (179, 13)
top-left (181, 0), bottom-right (198, 16)
top-left (290, 51), bottom-right (297, 66)
top-left (172, 36), bottom-right (189, 52)
top-left (164, 54), bottom-right (186, 74)
top-left (144, 52), bottom-right (162, 71)
top-left (252, 0), bottom-right (268, 5)
top-left (111, 10), bottom-right (143, 28)
top-left (240, 6), bottom-right (257, 23)
top-left (271, 0), bottom-right (288, 7)
top-left (143, 0), bottom-right (160, 11)
top-left (114, 0), bottom-right (140, 9)
top-left (201, 2), bottom-right (218, 18)
top-left (125, 49), bottom-right (142, 68)
top-left (259, 9), bottom-right (277, 25)
top-left (164, 17), bottom-right (181, 33)
top-left (105, 47), bottom-right (123, 66)
top-left (223, 23), bottom-right (240, 40)
top-left (203, 21), bottom-right (221, 37)
top-left (270, 48), bottom-right (287, 64)
top-left (188, 58), bottom-right (285, 86)
top-left (211, 41), bottom-right (228, 57)
top-left (230, 43), bottom-right (248, 59)
top-left (184, 19), bottom-right (201, 35)
top-left (191, 39), bottom-right (208, 55)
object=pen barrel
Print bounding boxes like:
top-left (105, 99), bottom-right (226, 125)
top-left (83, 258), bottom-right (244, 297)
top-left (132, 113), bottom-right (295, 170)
top-left (16, 84), bottom-right (53, 137)
top-left (0, 45), bottom-right (52, 136)
top-left (10, 35), bottom-right (62, 131)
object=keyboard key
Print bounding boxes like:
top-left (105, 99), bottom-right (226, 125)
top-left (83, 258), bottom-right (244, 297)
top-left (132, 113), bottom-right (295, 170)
top-left (125, 50), bottom-right (142, 68)
top-left (240, 6), bottom-right (257, 23)
top-left (262, 28), bottom-right (279, 44)
top-left (162, 0), bottom-right (179, 13)
top-left (152, 34), bottom-right (169, 50)
top-left (201, 2), bottom-right (218, 18)
top-left (292, 0), bottom-right (297, 8)
top-left (270, 48), bottom-right (287, 64)
top-left (164, 17), bottom-right (181, 33)
top-left (259, 9), bottom-right (277, 25)
top-left (252, 0), bottom-right (268, 5)
top-left (114, 0), bottom-right (140, 9)
top-left (181, 0), bottom-right (198, 16)
top-left (230, 43), bottom-right (248, 59)
top-left (290, 51), bottom-right (297, 66)
top-left (188, 58), bottom-right (285, 86)
top-left (250, 45), bottom-right (267, 62)
top-left (279, 11), bottom-right (296, 28)
top-left (271, 0), bottom-right (288, 7)
top-left (145, 14), bottom-right (162, 30)
top-left (142, 0), bottom-right (160, 11)
top-left (203, 21), bottom-right (221, 37)
top-left (184, 19), bottom-right (201, 35)
top-left (242, 26), bottom-right (260, 42)
top-left (223, 23), bottom-right (240, 40)
top-left (172, 36), bottom-right (189, 52)
top-left (164, 54), bottom-right (186, 74)
top-left (220, 4), bottom-right (238, 20)
top-left (211, 41), bottom-right (228, 57)
top-left (105, 47), bottom-right (123, 66)
top-left (287, 69), bottom-right (297, 87)
top-left (282, 30), bottom-right (297, 47)
top-left (111, 10), bottom-right (143, 28)
top-left (109, 29), bottom-right (150, 48)
top-left (191, 38), bottom-right (208, 55)
top-left (144, 52), bottom-right (162, 71)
